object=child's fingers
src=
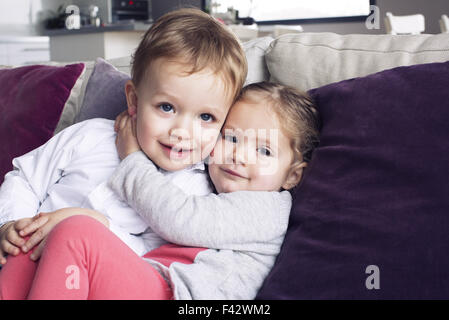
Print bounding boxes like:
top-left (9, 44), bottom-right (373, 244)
top-left (0, 247), bottom-right (7, 265)
top-left (5, 227), bottom-right (26, 248)
top-left (13, 217), bottom-right (34, 231)
top-left (18, 215), bottom-right (49, 237)
top-left (0, 238), bottom-right (20, 256)
top-left (118, 116), bottom-right (132, 140)
top-left (21, 223), bottom-right (51, 253)
top-left (30, 239), bottom-right (47, 261)
top-left (123, 115), bottom-right (132, 133)
top-left (114, 110), bottom-right (128, 132)
top-left (120, 113), bottom-right (130, 132)
top-left (114, 112), bottom-right (123, 131)
top-left (114, 112), bottom-right (124, 131)
top-left (0, 245), bottom-right (6, 265)
top-left (131, 115), bottom-right (137, 137)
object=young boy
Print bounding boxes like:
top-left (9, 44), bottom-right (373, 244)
top-left (0, 8), bottom-right (247, 265)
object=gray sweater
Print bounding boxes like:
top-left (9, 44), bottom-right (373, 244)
top-left (108, 151), bottom-right (292, 299)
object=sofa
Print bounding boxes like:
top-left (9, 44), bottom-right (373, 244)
top-left (1, 32), bottom-right (449, 299)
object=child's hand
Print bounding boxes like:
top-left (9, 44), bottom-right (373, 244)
top-left (17, 210), bottom-right (73, 261)
top-left (0, 218), bottom-right (31, 265)
top-left (114, 111), bottom-right (141, 160)
top-left (16, 208), bottom-right (109, 261)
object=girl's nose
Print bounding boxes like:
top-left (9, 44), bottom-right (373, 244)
top-left (233, 142), bottom-right (250, 165)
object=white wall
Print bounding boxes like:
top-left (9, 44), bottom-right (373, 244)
top-left (299, 0), bottom-right (449, 34)
top-left (0, 0), bottom-right (70, 36)
top-left (1, 0), bottom-right (449, 36)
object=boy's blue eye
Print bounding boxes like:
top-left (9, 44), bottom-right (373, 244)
top-left (159, 103), bottom-right (174, 113)
top-left (200, 113), bottom-right (214, 122)
top-left (257, 147), bottom-right (271, 157)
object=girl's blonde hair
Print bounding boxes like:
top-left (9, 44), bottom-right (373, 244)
top-left (239, 82), bottom-right (321, 168)
top-left (131, 8), bottom-right (247, 103)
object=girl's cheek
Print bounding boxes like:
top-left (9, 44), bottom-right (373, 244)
top-left (200, 128), bottom-right (219, 148)
top-left (200, 128), bottom-right (220, 146)
top-left (210, 140), bottom-right (229, 164)
top-left (258, 158), bottom-right (280, 177)
top-left (200, 140), bottom-right (217, 160)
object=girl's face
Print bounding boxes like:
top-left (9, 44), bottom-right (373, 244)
top-left (208, 99), bottom-right (305, 193)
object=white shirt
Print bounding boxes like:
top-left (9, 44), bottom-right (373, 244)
top-left (0, 119), bottom-right (212, 256)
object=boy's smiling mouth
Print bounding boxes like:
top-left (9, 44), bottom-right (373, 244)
top-left (159, 142), bottom-right (194, 159)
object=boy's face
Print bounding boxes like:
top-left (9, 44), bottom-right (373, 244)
top-left (126, 58), bottom-right (233, 171)
top-left (208, 99), bottom-right (304, 193)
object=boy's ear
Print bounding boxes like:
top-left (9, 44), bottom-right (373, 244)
top-left (282, 162), bottom-right (308, 190)
top-left (125, 80), bottom-right (138, 117)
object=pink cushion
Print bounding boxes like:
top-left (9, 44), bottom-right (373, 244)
top-left (0, 63), bottom-right (85, 183)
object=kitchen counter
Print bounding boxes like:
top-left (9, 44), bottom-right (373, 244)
top-left (43, 22), bottom-right (151, 36)
top-left (0, 36), bottom-right (49, 65)
top-left (45, 22), bottom-right (150, 62)
top-left (0, 36), bottom-right (49, 44)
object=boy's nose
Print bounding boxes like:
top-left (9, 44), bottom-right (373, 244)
top-left (168, 118), bottom-right (194, 142)
top-left (169, 128), bottom-right (190, 142)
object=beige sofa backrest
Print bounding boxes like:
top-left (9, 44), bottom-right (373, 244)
top-left (266, 32), bottom-right (449, 91)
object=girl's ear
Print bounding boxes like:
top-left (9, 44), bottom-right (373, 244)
top-left (125, 80), bottom-right (138, 117)
top-left (282, 162), bottom-right (308, 190)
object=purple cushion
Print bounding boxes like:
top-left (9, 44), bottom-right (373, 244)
top-left (256, 61), bottom-right (449, 299)
top-left (76, 58), bottom-right (130, 122)
top-left (0, 63), bottom-right (85, 184)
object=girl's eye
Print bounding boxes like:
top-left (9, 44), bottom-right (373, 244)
top-left (200, 113), bottom-right (214, 122)
top-left (224, 134), bottom-right (238, 143)
top-left (257, 147), bottom-right (271, 157)
top-left (159, 103), bottom-right (174, 113)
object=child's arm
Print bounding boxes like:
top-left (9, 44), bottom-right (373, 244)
top-left (109, 151), bottom-right (292, 254)
top-left (0, 121), bottom-right (97, 227)
top-left (0, 122), bottom-right (90, 263)
top-left (16, 207), bottom-right (109, 261)
top-left (0, 120), bottom-right (113, 262)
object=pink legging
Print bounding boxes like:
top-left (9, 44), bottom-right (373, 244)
top-left (0, 215), bottom-right (172, 300)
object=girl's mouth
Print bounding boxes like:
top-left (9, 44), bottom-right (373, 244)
top-left (221, 167), bottom-right (247, 179)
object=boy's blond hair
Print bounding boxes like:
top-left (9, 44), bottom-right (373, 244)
top-left (239, 82), bottom-right (321, 167)
top-left (132, 8), bottom-right (247, 102)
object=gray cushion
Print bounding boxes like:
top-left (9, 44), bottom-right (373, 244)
top-left (266, 32), bottom-right (449, 91)
top-left (76, 58), bottom-right (130, 123)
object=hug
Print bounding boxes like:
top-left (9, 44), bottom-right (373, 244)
top-left (1, 6), bottom-right (449, 300)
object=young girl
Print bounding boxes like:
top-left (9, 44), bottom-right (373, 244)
top-left (0, 82), bottom-right (320, 300)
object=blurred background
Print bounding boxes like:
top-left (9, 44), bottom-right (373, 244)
top-left (1, 0), bottom-right (448, 65)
